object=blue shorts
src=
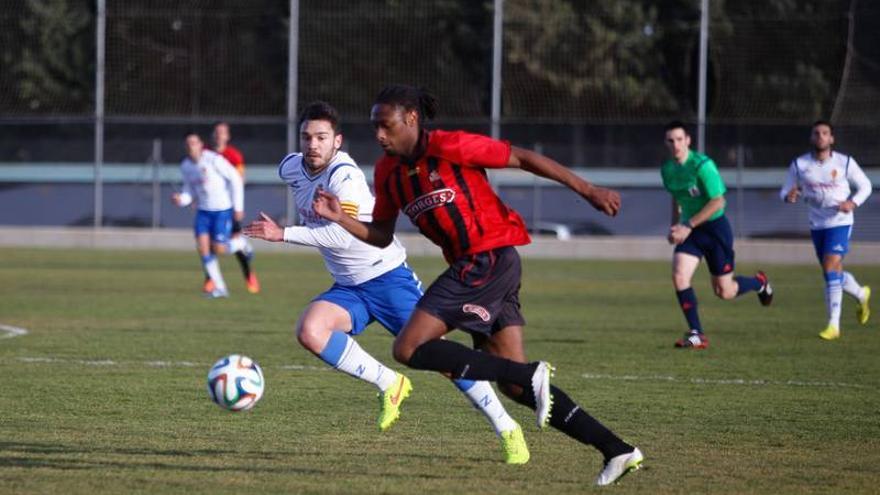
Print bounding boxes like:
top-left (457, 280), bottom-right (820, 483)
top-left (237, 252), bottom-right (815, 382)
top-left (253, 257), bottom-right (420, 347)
top-left (194, 209), bottom-right (234, 244)
top-left (314, 263), bottom-right (423, 336)
top-left (674, 215), bottom-right (735, 276)
top-left (811, 225), bottom-right (852, 261)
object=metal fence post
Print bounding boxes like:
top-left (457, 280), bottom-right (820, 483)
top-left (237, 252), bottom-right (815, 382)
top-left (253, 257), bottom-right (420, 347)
top-left (151, 139), bottom-right (163, 229)
top-left (94, 0), bottom-right (106, 228)
top-left (286, 0), bottom-right (300, 225)
top-left (736, 143), bottom-right (745, 239)
top-left (490, 0), bottom-right (504, 140)
top-left (532, 142), bottom-right (543, 228)
top-left (697, 0), bottom-right (709, 153)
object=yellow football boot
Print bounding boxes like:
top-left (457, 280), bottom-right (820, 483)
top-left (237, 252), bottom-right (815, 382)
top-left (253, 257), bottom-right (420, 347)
top-left (819, 324), bottom-right (840, 340)
top-left (499, 424), bottom-right (530, 465)
top-left (857, 286), bottom-right (871, 325)
top-left (377, 374), bottom-right (412, 431)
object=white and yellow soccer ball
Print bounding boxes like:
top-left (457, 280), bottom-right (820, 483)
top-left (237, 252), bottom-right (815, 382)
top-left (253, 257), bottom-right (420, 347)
top-left (207, 354), bottom-right (265, 412)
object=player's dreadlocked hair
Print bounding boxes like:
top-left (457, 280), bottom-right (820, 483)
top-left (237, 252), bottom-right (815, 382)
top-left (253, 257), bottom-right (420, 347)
top-left (374, 84), bottom-right (438, 125)
top-left (298, 100), bottom-right (341, 134)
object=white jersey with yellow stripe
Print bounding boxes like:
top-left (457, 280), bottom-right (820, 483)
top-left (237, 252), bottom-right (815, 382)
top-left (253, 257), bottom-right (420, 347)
top-left (277, 151), bottom-right (407, 286)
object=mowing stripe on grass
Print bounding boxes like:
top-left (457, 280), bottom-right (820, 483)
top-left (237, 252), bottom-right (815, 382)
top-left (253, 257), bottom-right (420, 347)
top-left (0, 323), bottom-right (28, 339)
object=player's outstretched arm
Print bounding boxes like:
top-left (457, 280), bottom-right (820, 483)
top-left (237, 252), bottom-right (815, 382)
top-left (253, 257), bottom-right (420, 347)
top-left (313, 190), bottom-right (396, 247)
top-left (508, 146), bottom-right (621, 216)
top-left (242, 212), bottom-right (284, 242)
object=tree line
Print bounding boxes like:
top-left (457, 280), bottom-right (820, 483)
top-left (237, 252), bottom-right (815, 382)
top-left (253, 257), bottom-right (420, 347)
top-left (0, 0), bottom-right (858, 123)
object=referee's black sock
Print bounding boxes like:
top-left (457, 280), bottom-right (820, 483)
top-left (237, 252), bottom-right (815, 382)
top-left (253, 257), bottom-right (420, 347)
top-left (408, 339), bottom-right (535, 385)
top-left (511, 384), bottom-right (632, 461)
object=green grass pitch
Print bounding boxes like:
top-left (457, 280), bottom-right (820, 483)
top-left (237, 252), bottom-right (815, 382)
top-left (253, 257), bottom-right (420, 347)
top-left (1, 247), bottom-right (879, 494)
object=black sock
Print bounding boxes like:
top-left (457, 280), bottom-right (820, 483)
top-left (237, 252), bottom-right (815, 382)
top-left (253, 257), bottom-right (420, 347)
top-left (676, 287), bottom-right (703, 333)
top-left (408, 339), bottom-right (535, 385)
top-left (549, 386), bottom-right (633, 460)
top-left (235, 251), bottom-right (251, 278)
top-left (510, 383), bottom-right (632, 461)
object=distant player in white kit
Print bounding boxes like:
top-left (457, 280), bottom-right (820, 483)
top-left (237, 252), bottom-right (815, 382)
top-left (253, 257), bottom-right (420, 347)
top-left (210, 122), bottom-right (260, 294)
top-left (243, 101), bottom-right (530, 464)
top-left (172, 132), bottom-right (244, 298)
top-left (781, 120), bottom-right (873, 339)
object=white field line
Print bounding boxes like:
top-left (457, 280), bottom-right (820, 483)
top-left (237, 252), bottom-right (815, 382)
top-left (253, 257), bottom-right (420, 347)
top-left (581, 372), bottom-right (872, 390)
top-left (15, 356), bottom-right (330, 373)
top-left (0, 323), bottom-right (28, 339)
top-left (11, 356), bottom-right (874, 390)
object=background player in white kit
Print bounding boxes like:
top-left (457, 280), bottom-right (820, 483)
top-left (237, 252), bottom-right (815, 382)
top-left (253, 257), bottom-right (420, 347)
top-left (243, 101), bottom-right (529, 464)
top-left (211, 121), bottom-right (260, 294)
top-left (172, 132), bottom-right (244, 298)
top-left (781, 120), bottom-right (873, 340)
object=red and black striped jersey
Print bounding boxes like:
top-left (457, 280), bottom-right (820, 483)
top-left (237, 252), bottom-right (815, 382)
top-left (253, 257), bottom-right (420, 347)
top-left (373, 130), bottom-right (531, 263)
top-left (218, 145), bottom-right (246, 179)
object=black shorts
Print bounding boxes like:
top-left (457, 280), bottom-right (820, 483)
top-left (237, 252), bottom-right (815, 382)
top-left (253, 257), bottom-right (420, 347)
top-left (674, 215), bottom-right (735, 276)
top-left (416, 246), bottom-right (526, 336)
top-left (232, 219), bottom-right (242, 234)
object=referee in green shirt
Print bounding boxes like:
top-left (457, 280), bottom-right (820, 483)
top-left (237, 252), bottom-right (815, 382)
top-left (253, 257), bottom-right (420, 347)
top-left (661, 121), bottom-right (774, 349)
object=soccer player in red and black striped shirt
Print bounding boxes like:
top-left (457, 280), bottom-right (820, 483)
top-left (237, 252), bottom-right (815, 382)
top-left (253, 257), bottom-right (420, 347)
top-left (314, 85), bottom-right (642, 485)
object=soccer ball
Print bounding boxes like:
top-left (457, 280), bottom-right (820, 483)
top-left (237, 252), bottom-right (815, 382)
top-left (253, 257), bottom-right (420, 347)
top-left (206, 354), bottom-right (265, 412)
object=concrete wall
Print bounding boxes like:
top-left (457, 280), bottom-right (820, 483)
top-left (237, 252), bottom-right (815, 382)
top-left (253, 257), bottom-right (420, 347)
top-left (4, 226), bottom-right (878, 265)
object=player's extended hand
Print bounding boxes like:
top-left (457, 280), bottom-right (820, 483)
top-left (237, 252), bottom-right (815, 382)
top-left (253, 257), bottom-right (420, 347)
top-left (312, 189), bottom-right (345, 222)
top-left (838, 200), bottom-right (857, 213)
top-left (234, 210), bottom-right (245, 222)
top-left (583, 186), bottom-right (621, 216)
top-left (242, 212), bottom-right (283, 242)
top-left (785, 187), bottom-right (801, 203)
top-left (668, 224), bottom-right (691, 245)
top-left (171, 193), bottom-right (182, 206)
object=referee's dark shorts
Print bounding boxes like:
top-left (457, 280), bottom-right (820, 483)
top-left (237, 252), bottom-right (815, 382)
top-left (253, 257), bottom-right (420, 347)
top-left (674, 215), bottom-right (736, 276)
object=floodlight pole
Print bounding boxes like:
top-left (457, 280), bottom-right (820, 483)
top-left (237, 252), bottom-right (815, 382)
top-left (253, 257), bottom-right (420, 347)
top-left (94, 0), bottom-right (106, 228)
top-left (286, 0), bottom-right (300, 224)
top-left (490, 0), bottom-right (503, 139)
top-left (697, 0), bottom-right (709, 153)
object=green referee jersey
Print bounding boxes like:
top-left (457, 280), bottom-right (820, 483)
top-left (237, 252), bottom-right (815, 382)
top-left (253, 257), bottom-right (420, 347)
top-left (660, 150), bottom-right (726, 223)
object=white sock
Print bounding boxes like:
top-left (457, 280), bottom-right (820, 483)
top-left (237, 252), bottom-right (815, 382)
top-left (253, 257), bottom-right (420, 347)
top-left (841, 271), bottom-right (866, 302)
top-left (825, 273), bottom-right (843, 327)
top-left (454, 379), bottom-right (518, 434)
top-left (228, 236), bottom-right (252, 254)
top-left (202, 255), bottom-right (227, 291)
top-left (318, 331), bottom-right (397, 392)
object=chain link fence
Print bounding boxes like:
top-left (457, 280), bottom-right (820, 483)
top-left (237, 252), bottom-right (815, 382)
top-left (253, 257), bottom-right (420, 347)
top-left (0, 0), bottom-right (877, 237)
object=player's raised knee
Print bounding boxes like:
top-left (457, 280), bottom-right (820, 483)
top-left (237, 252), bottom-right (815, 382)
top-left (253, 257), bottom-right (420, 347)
top-left (713, 283), bottom-right (737, 300)
top-left (296, 321), bottom-right (329, 354)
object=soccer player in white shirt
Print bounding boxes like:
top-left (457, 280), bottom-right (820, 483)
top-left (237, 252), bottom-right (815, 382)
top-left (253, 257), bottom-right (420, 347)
top-left (211, 122), bottom-right (260, 294)
top-left (172, 132), bottom-right (244, 298)
top-left (781, 120), bottom-right (873, 339)
top-left (243, 101), bottom-right (529, 464)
